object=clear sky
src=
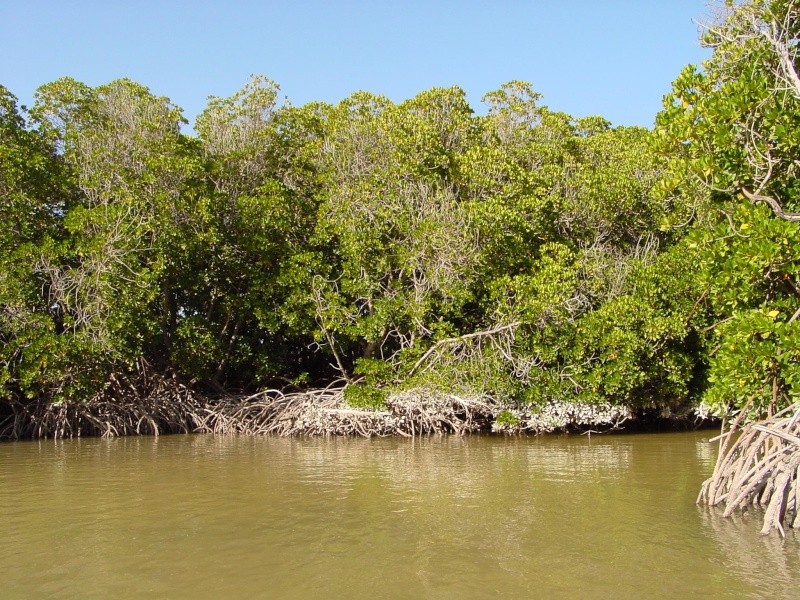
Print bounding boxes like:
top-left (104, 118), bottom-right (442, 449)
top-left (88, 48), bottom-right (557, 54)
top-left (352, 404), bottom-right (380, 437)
top-left (1, 1), bottom-right (710, 128)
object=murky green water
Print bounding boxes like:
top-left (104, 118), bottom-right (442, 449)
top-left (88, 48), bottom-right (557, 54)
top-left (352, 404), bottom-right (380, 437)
top-left (1, 432), bottom-right (798, 599)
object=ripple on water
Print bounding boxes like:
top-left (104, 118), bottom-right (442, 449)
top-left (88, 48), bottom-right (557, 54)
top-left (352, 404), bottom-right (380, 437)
top-left (0, 431), bottom-right (797, 599)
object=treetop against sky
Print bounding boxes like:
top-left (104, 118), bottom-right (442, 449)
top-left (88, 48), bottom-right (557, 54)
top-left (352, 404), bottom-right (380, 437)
top-left (1, 1), bottom-right (709, 128)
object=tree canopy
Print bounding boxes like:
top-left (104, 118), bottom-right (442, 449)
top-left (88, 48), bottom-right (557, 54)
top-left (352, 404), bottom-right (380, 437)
top-left (2, 0), bottom-right (799, 427)
top-left (658, 0), bottom-right (800, 418)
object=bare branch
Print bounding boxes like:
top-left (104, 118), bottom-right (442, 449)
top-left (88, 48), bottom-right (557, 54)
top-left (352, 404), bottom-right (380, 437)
top-left (741, 187), bottom-right (800, 221)
top-left (406, 322), bottom-right (523, 378)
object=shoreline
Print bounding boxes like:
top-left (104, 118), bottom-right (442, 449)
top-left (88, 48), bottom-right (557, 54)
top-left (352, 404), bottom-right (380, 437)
top-left (0, 386), bottom-right (719, 441)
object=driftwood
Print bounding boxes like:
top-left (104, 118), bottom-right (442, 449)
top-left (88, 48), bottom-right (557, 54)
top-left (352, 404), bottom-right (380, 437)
top-left (698, 404), bottom-right (800, 536)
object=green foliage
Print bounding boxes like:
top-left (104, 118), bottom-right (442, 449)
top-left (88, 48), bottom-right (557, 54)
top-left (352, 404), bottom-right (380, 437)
top-left (495, 410), bottom-right (521, 427)
top-left (343, 384), bottom-right (388, 410)
top-left (0, 72), bottom-right (716, 419)
top-left (655, 0), bottom-right (800, 418)
top-left (299, 86), bottom-right (481, 377)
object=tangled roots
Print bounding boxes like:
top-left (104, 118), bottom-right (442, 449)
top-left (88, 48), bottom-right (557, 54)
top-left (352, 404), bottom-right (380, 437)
top-left (698, 404), bottom-right (800, 536)
top-left (1, 385), bottom-right (641, 441)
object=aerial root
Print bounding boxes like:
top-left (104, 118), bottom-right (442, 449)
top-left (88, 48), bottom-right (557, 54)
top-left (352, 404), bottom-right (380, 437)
top-left (698, 404), bottom-right (800, 536)
top-left (0, 376), bottom-right (202, 440)
top-left (0, 384), bottom-right (641, 440)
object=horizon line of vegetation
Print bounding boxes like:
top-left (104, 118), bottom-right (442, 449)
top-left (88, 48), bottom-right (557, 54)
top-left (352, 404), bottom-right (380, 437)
top-left (2, 0), bottom-right (798, 430)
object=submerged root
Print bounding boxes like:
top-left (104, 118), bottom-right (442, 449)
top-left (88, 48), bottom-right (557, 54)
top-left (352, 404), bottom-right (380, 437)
top-left (698, 404), bottom-right (800, 536)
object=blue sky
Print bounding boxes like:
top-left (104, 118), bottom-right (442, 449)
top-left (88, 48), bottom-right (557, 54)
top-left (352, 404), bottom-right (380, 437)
top-left (1, 1), bottom-right (710, 128)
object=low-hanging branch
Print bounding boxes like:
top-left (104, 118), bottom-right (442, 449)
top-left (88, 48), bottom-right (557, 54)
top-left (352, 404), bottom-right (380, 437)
top-left (406, 321), bottom-right (523, 378)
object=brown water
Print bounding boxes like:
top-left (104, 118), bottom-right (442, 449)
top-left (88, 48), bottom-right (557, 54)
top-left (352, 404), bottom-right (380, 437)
top-left (1, 432), bottom-right (798, 599)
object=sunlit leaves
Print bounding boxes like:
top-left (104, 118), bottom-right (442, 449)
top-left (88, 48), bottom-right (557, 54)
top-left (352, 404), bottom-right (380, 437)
top-left (656, 0), bottom-right (800, 416)
top-left (2, 73), bottom-right (707, 413)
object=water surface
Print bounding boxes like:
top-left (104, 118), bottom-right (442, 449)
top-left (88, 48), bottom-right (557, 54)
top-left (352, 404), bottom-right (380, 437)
top-left (1, 432), bottom-right (798, 598)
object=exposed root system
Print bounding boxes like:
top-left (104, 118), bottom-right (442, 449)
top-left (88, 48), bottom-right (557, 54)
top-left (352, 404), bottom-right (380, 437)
top-left (698, 404), bottom-right (800, 536)
top-left (195, 387), bottom-right (406, 437)
top-left (0, 378), bottom-right (204, 439)
top-left (197, 388), bottom-right (498, 437)
top-left (0, 384), bottom-right (676, 441)
top-left (490, 400), bottom-right (634, 434)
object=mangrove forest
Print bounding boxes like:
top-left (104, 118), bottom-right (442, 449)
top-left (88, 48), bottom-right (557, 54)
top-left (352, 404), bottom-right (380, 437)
top-left (3, 0), bottom-right (800, 533)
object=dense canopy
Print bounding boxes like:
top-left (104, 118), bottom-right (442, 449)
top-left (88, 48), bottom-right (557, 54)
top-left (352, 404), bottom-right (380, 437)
top-left (1, 0), bottom-right (798, 434)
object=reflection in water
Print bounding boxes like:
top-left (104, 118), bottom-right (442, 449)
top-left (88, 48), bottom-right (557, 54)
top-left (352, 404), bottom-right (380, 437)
top-left (1, 432), bottom-right (798, 599)
top-left (694, 434), bottom-right (718, 467)
top-left (699, 507), bottom-right (800, 592)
